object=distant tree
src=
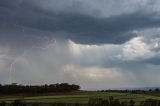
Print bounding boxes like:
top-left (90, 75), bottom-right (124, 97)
top-left (131, 90), bottom-right (136, 94)
top-left (155, 88), bottom-right (160, 92)
top-left (129, 100), bottom-right (135, 106)
top-left (149, 89), bottom-right (152, 92)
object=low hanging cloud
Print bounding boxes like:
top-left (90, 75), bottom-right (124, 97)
top-left (2, 40), bottom-right (136, 89)
top-left (0, 29), bottom-right (158, 89)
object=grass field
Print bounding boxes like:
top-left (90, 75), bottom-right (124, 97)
top-left (0, 92), bottom-right (160, 105)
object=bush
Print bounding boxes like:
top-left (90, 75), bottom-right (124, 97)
top-left (0, 101), bottom-right (6, 106)
top-left (88, 96), bottom-right (129, 106)
top-left (129, 100), bottom-right (135, 106)
top-left (10, 99), bottom-right (26, 106)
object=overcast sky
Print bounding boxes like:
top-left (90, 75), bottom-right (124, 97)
top-left (0, 0), bottom-right (160, 90)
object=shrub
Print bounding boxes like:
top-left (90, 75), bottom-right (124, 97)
top-left (10, 99), bottom-right (26, 106)
top-left (0, 101), bottom-right (6, 106)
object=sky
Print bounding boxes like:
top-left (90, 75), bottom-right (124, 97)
top-left (0, 0), bottom-right (160, 90)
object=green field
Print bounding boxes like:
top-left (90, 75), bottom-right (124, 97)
top-left (0, 92), bottom-right (160, 105)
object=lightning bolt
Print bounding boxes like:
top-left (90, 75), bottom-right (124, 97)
top-left (9, 39), bottom-right (57, 84)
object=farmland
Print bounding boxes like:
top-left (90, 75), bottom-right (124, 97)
top-left (0, 92), bottom-right (160, 105)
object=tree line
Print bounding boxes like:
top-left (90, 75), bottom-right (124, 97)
top-left (0, 83), bottom-right (80, 95)
top-left (99, 88), bottom-right (160, 94)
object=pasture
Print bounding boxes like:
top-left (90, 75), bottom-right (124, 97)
top-left (0, 92), bottom-right (160, 105)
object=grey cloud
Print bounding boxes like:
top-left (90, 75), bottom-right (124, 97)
top-left (0, 0), bottom-right (160, 89)
top-left (1, 0), bottom-right (160, 45)
top-left (12, 10), bottom-right (160, 44)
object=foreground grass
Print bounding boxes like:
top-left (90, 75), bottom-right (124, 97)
top-left (0, 92), bottom-right (160, 105)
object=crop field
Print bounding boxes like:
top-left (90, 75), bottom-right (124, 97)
top-left (0, 92), bottom-right (160, 105)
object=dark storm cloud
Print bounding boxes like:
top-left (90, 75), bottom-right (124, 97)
top-left (0, 0), bottom-right (160, 44)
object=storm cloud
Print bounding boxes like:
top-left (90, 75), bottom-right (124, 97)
top-left (1, 0), bottom-right (160, 44)
top-left (0, 0), bottom-right (160, 89)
